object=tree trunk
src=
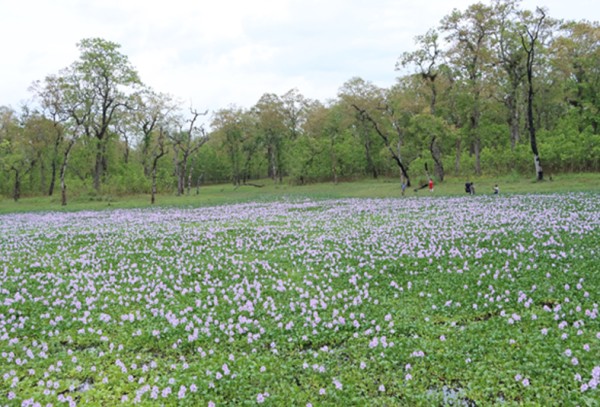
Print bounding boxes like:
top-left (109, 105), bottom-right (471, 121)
top-left (124, 135), bottom-right (130, 165)
top-left (430, 137), bottom-right (444, 182)
top-left (331, 138), bottom-right (338, 185)
top-left (507, 93), bottom-right (520, 151)
top-left (270, 146), bottom-right (277, 181)
top-left (454, 138), bottom-right (462, 175)
top-left (151, 165), bottom-right (157, 205)
top-left (49, 158), bottom-right (58, 196)
top-left (61, 177), bottom-right (67, 206)
top-left (474, 138), bottom-right (481, 176)
top-left (39, 157), bottom-right (46, 196)
top-left (527, 66), bottom-right (543, 181)
top-left (187, 168), bottom-right (193, 195)
top-left (522, 10), bottom-right (545, 181)
top-left (94, 141), bottom-right (102, 192)
top-left (364, 138), bottom-right (377, 179)
top-left (196, 174), bottom-right (202, 195)
top-left (59, 140), bottom-right (75, 206)
top-left (13, 169), bottom-right (20, 202)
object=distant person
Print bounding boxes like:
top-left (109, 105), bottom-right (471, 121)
top-left (401, 182), bottom-right (407, 196)
top-left (493, 184), bottom-right (499, 195)
top-left (428, 178), bottom-right (434, 193)
top-left (465, 182), bottom-right (475, 195)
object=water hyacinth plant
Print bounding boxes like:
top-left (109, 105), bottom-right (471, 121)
top-left (0, 193), bottom-right (599, 405)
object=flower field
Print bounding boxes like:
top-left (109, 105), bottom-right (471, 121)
top-left (1, 193), bottom-right (599, 406)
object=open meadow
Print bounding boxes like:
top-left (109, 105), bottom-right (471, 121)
top-left (1, 191), bottom-right (599, 405)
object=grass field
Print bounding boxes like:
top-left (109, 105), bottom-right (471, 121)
top-left (0, 172), bottom-right (599, 214)
top-left (1, 186), bottom-right (599, 405)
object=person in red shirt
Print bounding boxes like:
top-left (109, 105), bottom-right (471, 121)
top-left (428, 178), bottom-right (434, 193)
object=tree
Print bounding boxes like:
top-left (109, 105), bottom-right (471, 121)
top-left (287, 100), bottom-right (330, 184)
top-left (408, 114), bottom-right (453, 181)
top-left (128, 89), bottom-right (177, 177)
top-left (340, 78), bottom-right (411, 185)
top-left (0, 107), bottom-right (37, 201)
top-left (551, 20), bottom-right (600, 134)
top-left (441, 3), bottom-right (496, 175)
top-left (30, 76), bottom-right (64, 196)
top-left (520, 7), bottom-right (549, 180)
top-left (397, 29), bottom-right (448, 180)
top-left (281, 88), bottom-right (309, 140)
top-left (150, 126), bottom-right (168, 204)
top-left (65, 38), bottom-right (141, 191)
top-left (212, 107), bottom-right (249, 186)
top-left (31, 71), bottom-right (90, 205)
top-left (491, 0), bottom-right (528, 151)
top-left (398, 28), bottom-right (445, 115)
top-left (254, 93), bottom-right (287, 182)
top-left (169, 108), bottom-right (209, 196)
top-left (338, 78), bottom-right (384, 179)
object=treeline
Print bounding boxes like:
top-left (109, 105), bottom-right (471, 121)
top-left (1, 0), bottom-right (599, 204)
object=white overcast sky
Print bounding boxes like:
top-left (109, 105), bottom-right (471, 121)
top-left (0, 0), bottom-right (596, 112)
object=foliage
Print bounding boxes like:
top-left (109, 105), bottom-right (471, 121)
top-left (1, 1), bottom-right (600, 203)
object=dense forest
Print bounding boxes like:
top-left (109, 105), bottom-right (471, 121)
top-left (1, 0), bottom-right (598, 204)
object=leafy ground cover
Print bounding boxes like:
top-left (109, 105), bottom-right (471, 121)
top-left (1, 193), bottom-right (599, 405)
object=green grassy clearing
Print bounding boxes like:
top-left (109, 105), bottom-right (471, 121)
top-left (1, 172), bottom-right (598, 214)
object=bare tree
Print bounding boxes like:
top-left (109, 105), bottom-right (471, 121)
top-left (169, 108), bottom-right (209, 196)
top-left (521, 7), bottom-right (549, 181)
top-left (150, 126), bottom-right (168, 204)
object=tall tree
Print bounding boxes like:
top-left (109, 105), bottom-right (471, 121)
top-left (520, 7), bottom-right (549, 180)
top-left (212, 107), bottom-right (248, 186)
top-left (340, 78), bottom-right (411, 184)
top-left (551, 20), bottom-right (600, 134)
top-left (281, 88), bottom-right (309, 140)
top-left (0, 108), bottom-right (37, 201)
top-left (66, 38), bottom-right (141, 191)
top-left (254, 93), bottom-right (287, 182)
top-left (150, 126), bottom-right (168, 204)
top-left (398, 28), bottom-right (448, 180)
top-left (491, 0), bottom-right (528, 151)
top-left (129, 88), bottom-right (177, 177)
top-left (398, 28), bottom-right (445, 115)
top-left (30, 75), bottom-right (70, 196)
top-left (441, 3), bottom-right (496, 175)
top-left (169, 108), bottom-right (209, 196)
top-left (338, 78), bottom-right (383, 179)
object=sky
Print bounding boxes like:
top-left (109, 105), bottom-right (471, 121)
top-left (1, 0), bottom-right (597, 113)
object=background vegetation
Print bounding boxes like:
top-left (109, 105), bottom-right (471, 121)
top-left (1, 0), bottom-right (598, 205)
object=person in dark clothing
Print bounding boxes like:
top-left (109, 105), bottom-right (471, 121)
top-left (465, 182), bottom-right (475, 195)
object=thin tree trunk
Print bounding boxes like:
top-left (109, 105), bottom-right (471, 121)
top-left (13, 169), bottom-right (20, 202)
top-left (522, 9), bottom-right (545, 181)
top-left (364, 138), bottom-right (378, 179)
top-left (454, 138), bottom-right (462, 175)
top-left (187, 167), bottom-right (193, 195)
top-left (94, 140), bottom-right (102, 192)
top-left (331, 137), bottom-right (338, 185)
top-left (39, 157), bottom-right (46, 196)
top-left (151, 165), bottom-right (158, 205)
top-left (49, 158), bottom-right (58, 196)
top-left (474, 138), bottom-right (481, 176)
top-left (507, 94), bottom-right (520, 151)
top-left (60, 139), bottom-right (76, 206)
top-left (526, 63), bottom-right (543, 181)
top-left (430, 137), bottom-right (444, 182)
